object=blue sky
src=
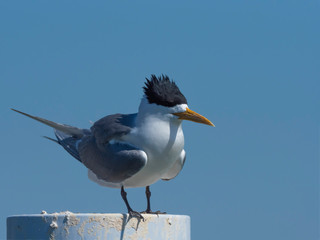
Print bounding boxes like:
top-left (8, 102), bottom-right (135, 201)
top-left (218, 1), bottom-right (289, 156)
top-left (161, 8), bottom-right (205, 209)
top-left (1, 1), bottom-right (319, 239)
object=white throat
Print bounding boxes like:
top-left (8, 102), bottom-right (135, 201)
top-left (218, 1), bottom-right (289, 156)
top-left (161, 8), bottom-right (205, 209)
top-left (118, 97), bottom-right (186, 187)
top-left (128, 97), bottom-right (186, 154)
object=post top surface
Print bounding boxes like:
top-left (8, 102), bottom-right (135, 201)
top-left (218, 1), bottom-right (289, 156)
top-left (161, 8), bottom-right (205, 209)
top-left (7, 211), bottom-right (191, 240)
top-left (8, 212), bottom-right (190, 219)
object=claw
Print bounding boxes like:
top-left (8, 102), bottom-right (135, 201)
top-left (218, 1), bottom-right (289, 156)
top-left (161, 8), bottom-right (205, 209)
top-left (121, 186), bottom-right (145, 221)
top-left (129, 210), bottom-right (145, 221)
top-left (141, 210), bottom-right (166, 215)
top-left (142, 186), bottom-right (166, 215)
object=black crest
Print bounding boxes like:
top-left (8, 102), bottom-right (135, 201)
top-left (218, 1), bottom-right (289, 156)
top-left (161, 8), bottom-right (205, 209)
top-left (143, 75), bottom-right (187, 107)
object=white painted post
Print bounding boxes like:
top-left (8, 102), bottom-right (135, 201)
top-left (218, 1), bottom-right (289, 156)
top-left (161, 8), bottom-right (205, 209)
top-left (7, 212), bottom-right (191, 240)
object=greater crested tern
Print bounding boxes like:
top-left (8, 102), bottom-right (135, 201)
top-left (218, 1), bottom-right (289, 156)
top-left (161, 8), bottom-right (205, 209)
top-left (12, 75), bottom-right (214, 220)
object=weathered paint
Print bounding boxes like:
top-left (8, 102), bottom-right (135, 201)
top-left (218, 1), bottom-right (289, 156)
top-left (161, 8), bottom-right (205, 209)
top-left (7, 212), bottom-right (191, 240)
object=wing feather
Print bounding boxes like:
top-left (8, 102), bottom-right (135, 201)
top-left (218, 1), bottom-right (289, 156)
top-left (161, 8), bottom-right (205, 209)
top-left (12, 108), bottom-right (146, 184)
top-left (79, 113), bottom-right (147, 183)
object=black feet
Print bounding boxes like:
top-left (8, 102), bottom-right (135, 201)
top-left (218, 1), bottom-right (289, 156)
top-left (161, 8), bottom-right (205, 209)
top-left (140, 210), bottom-right (166, 214)
top-left (141, 186), bottom-right (166, 215)
top-left (121, 186), bottom-right (144, 221)
top-left (120, 186), bottom-right (166, 221)
top-left (129, 210), bottom-right (144, 220)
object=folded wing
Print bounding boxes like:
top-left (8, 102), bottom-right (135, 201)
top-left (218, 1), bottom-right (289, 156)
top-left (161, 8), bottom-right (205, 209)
top-left (79, 113), bottom-right (147, 183)
top-left (12, 109), bottom-right (147, 184)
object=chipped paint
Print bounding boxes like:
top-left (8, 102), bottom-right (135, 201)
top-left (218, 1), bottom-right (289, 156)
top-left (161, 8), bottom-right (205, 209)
top-left (50, 221), bottom-right (58, 229)
top-left (7, 213), bottom-right (190, 240)
top-left (63, 211), bottom-right (80, 236)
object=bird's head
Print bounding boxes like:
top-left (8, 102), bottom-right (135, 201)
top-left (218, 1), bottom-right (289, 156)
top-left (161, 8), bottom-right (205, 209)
top-left (142, 75), bottom-right (214, 127)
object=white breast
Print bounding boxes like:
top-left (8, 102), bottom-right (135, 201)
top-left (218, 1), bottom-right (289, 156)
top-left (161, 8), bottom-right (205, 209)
top-left (121, 114), bottom-right (185, 188)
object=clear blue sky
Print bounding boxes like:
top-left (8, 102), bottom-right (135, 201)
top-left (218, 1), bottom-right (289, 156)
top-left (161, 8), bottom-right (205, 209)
top-left (1, 1), bottom-right (319, 239)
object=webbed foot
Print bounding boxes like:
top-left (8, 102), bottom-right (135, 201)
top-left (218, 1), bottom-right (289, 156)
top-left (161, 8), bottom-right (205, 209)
top-left (129, 210), bottom-right (145, 221)
top-left (140, 210), bottom-right (166, 215)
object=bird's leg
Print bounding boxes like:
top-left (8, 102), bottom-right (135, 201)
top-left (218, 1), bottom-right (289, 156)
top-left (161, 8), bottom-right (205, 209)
top-left (121, 186), bottom-right (144, 221)
top-left (145, 185), bottom-right (152, 213)
top-left (141, 186), bottom-right (166, 214)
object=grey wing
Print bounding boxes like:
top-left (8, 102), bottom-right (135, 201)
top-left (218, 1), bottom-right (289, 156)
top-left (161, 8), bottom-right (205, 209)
top-left (91, 113), bottom-right (136, 144)
top-left (78, 113), bottom-right (147, 183)
top-left (12, 108), bottom-right (146, 184)
top-left (161, 150), bottom-right (186, 181)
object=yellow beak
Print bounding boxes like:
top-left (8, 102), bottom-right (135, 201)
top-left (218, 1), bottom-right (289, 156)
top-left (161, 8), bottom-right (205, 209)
top-left (173, 108), bottom-right (215, 126)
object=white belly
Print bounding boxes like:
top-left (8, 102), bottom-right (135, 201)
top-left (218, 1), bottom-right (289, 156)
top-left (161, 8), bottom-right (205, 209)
top-left (121, 116), bottom-right (184, 188)
top-left (87, 113), bottom-right (185, 189)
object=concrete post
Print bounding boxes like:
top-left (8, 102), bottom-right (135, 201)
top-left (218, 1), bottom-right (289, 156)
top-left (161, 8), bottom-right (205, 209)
top-left (7, 212), bottom-right (190, 240)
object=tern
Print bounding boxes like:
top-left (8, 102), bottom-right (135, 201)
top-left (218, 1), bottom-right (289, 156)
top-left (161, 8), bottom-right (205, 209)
top-left (12, 75), bottom-right (214, 219)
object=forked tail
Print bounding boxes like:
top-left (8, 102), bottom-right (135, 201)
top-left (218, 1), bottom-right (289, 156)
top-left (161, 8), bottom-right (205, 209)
top-left (11, 108), bottom-right (88, 162)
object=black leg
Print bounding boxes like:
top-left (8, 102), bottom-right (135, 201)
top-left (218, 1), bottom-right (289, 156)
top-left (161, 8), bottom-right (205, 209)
top-left (141, 186), bottom-right (166, 214)
top-left (121, 186), bottom-right (144, 221)
top-left (145, 186), bottom-right (152, 213)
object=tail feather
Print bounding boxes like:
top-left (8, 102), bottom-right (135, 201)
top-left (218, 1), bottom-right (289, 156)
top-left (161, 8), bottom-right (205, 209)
top-left (55, 130), bottom-right (81, 162)
top-left (12, 108), bottom-right (88, 162)
top-left (11, 108), bottom-right (84, 137)
top-left (43, 136), bottom-right (59, 143)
